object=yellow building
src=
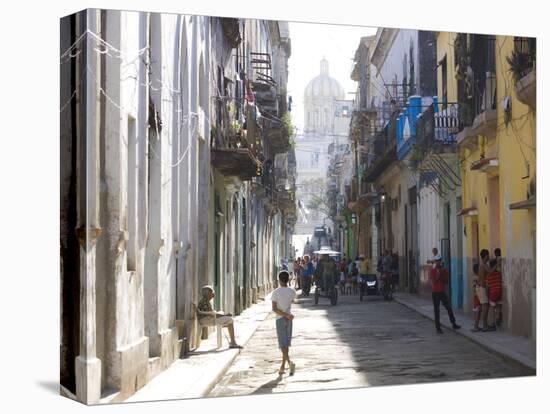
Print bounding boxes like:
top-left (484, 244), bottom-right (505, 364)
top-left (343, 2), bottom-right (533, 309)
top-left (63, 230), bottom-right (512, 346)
top-left (447, 33), bottom-right (536, 339)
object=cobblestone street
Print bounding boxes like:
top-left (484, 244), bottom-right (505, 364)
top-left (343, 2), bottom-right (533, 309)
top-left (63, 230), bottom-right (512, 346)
top-left (210, 292), bottom-right (533, 397)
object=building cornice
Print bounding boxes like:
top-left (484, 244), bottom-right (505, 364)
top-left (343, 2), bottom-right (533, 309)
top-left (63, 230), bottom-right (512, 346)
top-left (371, 28), bottom-right (398, 73)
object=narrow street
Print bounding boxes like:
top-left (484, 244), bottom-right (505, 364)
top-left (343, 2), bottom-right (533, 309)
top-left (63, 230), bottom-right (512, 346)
top-left (210, 292), bottom-right (532, 397)
top-left (58, 9), bottom-right (537, 406)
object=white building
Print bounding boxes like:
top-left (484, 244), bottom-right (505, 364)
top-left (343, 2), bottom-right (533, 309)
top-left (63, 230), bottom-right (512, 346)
top-left (60, 9), bottom-right (292, 404)
top-left (295, 59), bottom-right (351, 237)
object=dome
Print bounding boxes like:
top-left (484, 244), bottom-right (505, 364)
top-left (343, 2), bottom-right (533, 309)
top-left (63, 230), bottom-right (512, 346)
top-left (304, 58), bottom-right (345, 100)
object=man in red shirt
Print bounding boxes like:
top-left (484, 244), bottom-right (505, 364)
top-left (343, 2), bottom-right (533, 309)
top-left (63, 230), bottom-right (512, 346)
top-left (430, 255), bottom-right (461, 334)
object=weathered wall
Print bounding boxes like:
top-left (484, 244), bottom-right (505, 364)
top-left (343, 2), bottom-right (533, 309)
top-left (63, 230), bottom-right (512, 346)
top-left (458, 35), bottom-right (536, 338)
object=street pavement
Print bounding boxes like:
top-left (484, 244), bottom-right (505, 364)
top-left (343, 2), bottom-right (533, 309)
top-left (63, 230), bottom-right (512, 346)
top-left (209, 290), bottom-right (534, 397)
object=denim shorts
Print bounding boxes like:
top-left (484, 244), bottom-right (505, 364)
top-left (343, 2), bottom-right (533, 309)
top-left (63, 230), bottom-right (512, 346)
top-left (276, 317), bottom-right (293, 348)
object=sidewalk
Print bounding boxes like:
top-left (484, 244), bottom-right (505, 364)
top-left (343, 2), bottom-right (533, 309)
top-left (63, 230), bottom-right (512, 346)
top-left (125, 293), bottom-right (274, 403)
top-left (393, 292), bottom-right (536, 371)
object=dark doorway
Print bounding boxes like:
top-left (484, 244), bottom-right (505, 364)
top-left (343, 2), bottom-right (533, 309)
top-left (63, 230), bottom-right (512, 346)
top-left (214, 193), bottom-right (221, 310)
top-left (242, 197), bottom-right (248, 309)
top-left (442, 202), bottom-right (452, 303)
top-left (60, 12), bottom-right (81, 393)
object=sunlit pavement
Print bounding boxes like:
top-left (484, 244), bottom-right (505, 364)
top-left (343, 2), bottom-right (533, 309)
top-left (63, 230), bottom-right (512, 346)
top-left (209, 290), bottom-right (533, 397)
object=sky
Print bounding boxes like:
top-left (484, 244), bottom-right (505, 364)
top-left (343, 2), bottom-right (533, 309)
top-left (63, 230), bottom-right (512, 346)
top-left (287, 21), bottom-right (378, 133)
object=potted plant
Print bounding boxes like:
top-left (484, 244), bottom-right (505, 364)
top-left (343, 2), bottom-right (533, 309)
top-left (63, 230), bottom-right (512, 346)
top-left (506, 49), bottom-right (534, 84)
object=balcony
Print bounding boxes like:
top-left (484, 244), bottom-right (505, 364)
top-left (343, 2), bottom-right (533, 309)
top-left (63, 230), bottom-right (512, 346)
top-left (363, 140), bottom-right (397, 183)
top-left (509, 195), bottom-right (536, 210)
top-left (472, 108), bottom-right (497, 140)
top-left (457, 206), bottom-right (478, 217)
top-left (470, 157), bottom-right (499, 177)
top-left (515, 70), bottom-right (536, 110)
top-left (509, 37), bottom-right (536, 110)
top-left (220, 18), bottom-right (242, 48)
top-left (416, 102), bottom-right (460, 157)
top-left (265, 120), bottom-right (290, 154)
top-left (454, 34), bottom-right (497, 143)
top-left (252, 83), bottom-right (278, 113)
top-left (456, 126), bottom-right (477, 150)
top-left (211, 148), bottom-right (261, 180)
top-left (277, 190), bottom-right (296, 212)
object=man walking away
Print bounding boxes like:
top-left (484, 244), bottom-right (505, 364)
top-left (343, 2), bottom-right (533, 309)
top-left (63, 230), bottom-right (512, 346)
top-left (271, 271), bottom-right (297, 376)
top-left (430, 255), bottom-right (461, 334)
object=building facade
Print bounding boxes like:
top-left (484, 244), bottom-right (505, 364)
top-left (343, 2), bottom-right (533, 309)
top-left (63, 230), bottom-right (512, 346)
top-left (343, 28), bottom-right (536, 339)
top-left (453, 33), bottom-right (536, 337)
top-left (60, 9), bottom-right (295, 404)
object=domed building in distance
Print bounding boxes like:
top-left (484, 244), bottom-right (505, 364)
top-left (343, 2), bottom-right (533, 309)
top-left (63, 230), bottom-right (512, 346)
top-left (304, 58), bottom-right (347, 134)
top-left (293, 58), bottom-right (352, 240)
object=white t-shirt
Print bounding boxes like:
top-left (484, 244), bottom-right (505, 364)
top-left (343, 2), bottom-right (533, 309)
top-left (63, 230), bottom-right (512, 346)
top-left (271, 286), bottom-right (296, 319)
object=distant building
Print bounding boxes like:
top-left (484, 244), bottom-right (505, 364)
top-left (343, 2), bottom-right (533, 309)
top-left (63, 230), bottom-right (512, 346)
top-left (295, 59), bottom-right (351, 237)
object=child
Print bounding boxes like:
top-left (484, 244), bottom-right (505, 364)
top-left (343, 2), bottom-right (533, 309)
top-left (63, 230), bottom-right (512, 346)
top-left (339, 271), bottom-right (346, 294)
top-left (471, 264), bottom-right (482, 332)
top-left (486, 259), bottom-right (503, 328)
top-left (351, 262), bottom-right (359, 295)
top-left (345, 275), bottom-right (352, 295)
top-left (494, 248), bottom-right (502, 273)
top-left (271, 270), bottom-right (297, 376)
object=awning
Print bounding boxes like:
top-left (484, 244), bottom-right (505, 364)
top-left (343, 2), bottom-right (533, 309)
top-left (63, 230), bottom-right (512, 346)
top-left (470, 157), bottom-right (499, 175)
top-left (457, 207), bottom-right (478, 217)
top-left (509, 195), bottom-right (536, 210)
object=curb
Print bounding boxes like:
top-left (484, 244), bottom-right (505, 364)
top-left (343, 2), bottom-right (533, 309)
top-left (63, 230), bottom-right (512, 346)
top-left (394, 296), bottom-right (536, 372)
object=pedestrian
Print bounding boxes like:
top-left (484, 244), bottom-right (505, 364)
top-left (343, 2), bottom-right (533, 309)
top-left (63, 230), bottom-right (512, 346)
top-left (477, 249), bottom-right (492, 331)
top-left (430, 255), bottom-right (461, 334)
top-left (486, 258), bottom-right (503, 328)
top-left (494, 248), bottom-right (502, 273)
top-left (391, 251), bottom-right (399, 289)
top-left (351, 261), bottom-right (359, 291)
top-left (339, 255), bottom-right (348, 294)
top-left (382, 250), bottom-right (393, 291)
top-left (340, 270), bottom-right (347, 294)
top-left (471, 264), bottom-right (482, 332)
top-left (271, 270), bottom-right (297, 376)
top-left (354, 255), bottom-right (361, 272)
top-left (358, 255), bottom-right (369, 294)
top-left (197, 285), bottom-right (243, 349)
top-left (427, 247), bottom-right (439, 268)
top-left (300, 255), bottom-right (314, 297)
top-left (293, 258), bottom-right (301, 290)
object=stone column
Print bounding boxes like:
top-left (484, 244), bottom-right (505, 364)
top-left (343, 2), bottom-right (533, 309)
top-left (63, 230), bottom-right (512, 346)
top-left (74, 9), bottom-right (102, 405)
top-left (75, 227), bottom-right (102, 404)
